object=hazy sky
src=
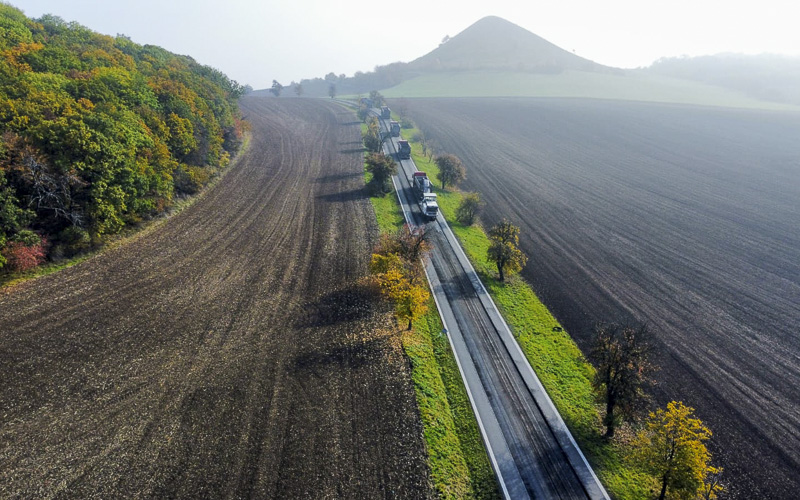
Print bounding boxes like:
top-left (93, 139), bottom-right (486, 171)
top-left (14, 0), bottom-right (800, 89)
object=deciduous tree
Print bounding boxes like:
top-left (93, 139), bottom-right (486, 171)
top-left (635, 401), bottom-right (719, 500)
top-left (364, 152), bottom-right (397, 194)
top-left (270, 79), bottom-right (283, 96)
top-left (456, 192), bottom-right (483, 225)
top-left (294, 83), bottom-right (303, 96)
top-left (434, 154), bottom-right (466, 190)
top-left (589, 322), bottom-right (656, 438)
top-left (328, 83), bottom-right (336, 99)
top-left (487, 218), bottom-right (527, 281)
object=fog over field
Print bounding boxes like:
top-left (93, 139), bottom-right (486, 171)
top-left (402, 97), bottom-right (800, 498)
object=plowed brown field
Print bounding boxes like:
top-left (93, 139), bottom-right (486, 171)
top-left (402, 97), bottom-right (800, 499)
top-left (0, 97), bottom-right (432, 499)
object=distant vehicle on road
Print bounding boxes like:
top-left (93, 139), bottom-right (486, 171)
top-left (398, 140), bottom-right (411, 160)
top-left (381, 106), bottom-right (391, 119)
top-left (390, 120), bottom-right (401, 137)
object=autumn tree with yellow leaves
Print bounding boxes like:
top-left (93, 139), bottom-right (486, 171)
top-left (635, 401), bottom-right (723, 500)
top-left (369, 225), bottom-right (431, 330)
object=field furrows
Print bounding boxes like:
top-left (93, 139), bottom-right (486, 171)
top-left (403, 97), bottom-right (800, 499)
top-left (0, 98), bottom-right (432, 499)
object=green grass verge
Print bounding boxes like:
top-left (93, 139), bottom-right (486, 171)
top-left (362, 133), bottom-right (499, 499)
top-left (400, 131), bottom-right (654, 498)
top-left (382, 70), bottom-right (799, 111)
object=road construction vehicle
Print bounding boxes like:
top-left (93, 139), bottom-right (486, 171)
top-left (390, 120), bottom-right (401, 137)
top-left (397, 140), bottom-right (411, 160)
top-left (411, 171), bottom-right (439, 220)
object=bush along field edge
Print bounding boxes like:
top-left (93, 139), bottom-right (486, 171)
top-left (360, 112), bottom-right (500, 499)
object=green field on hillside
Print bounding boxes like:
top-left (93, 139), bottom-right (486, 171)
top-left (382, 70), bottom-right (797, 110)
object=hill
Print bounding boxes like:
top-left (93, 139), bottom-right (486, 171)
top-left (290, 16), bottom-right (794, 110)
top-left (408, 16), bottom-right (616, 74)
top-left (0, 5), bottom-right (246, 272)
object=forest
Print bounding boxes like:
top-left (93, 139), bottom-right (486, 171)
top-left (0, 4), bottom-right (246, 271)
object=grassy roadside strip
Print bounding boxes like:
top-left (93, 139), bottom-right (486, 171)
top-left (1, 133), bottom-right (252, 291)
top-left (362, 125), bottom-right (499, 499)
top-left (401, 127), bottom-right (654, 499)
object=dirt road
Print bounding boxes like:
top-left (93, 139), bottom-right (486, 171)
top-left (0, 97), bottom-right (432, 499)
top-left (402, 97), bottom-right (800, 499)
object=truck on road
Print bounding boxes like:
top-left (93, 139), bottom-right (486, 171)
top-left (411, 171), bottom-right (439, 221)
top-left (390, 120), bottom-right (401, 137)
top-left (381, 106), bottom-right (391, 119)
top-left (398, 140), bottom-right (411, 160)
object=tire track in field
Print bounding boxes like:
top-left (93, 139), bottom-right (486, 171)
top-left (0, 98), bottom-right (432, 499)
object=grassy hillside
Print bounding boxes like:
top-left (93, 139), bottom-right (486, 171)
top-left (382, 70), bottom-right (799, 110)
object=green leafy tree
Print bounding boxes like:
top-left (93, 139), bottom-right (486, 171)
top-left (362, 116), bottom-right (383, 153)
top-left (635, 401), bottom-right (719, 500)
top-left (455, 192), bottom-right (483, 225)
top-left (589, 322), bottom-right (656, 438)
top-left (434, 154), bottom-right (466, 190)
top-left (487, 218), bottom-right (527, 281)
top-left (364, 152), bottom-right (397, 194)
top-left (269, 79), bottom-right (283, 96)
top-left (328, 83), bottom-right (336, 99)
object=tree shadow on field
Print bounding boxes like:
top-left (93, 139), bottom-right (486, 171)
top-left (339, 140), bottom-right (362, 146)
top-left (292, 337), bottom-right (382, 373)
top-left (295, 282), bottom-right (386, 329)
top-left (339, 147), bottom-right (365, 155)
top-left (316, 188), bottom-right (368, 204)
top-left (316, 172), bottom-right (362, 184)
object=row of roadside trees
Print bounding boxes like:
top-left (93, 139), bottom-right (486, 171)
top-left (360, 99), bottom-right (722, 499)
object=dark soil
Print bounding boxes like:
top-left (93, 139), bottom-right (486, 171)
top-left (0, 97), bottom-right (432, 499)
top-left (402, 97), bottom-right (800, 499)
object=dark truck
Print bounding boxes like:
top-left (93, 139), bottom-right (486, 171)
top-left (397, 140), bottom-right (411, 160)
top-left (381, 106), bottom-right (391, 119)
top-left (411, 171), bottom-right (439, 221)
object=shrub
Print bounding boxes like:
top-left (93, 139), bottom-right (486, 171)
top-left (2, 234), bottom-right (47, 272)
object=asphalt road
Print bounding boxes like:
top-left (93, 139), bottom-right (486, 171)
top-left (381, 116), bottom-right (607, 499)
top-left (400, 97), bottom-right (800, 499)
top-left (0, 98), bottom-right (432, 499)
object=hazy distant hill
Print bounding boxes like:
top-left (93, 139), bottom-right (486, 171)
top-left (645, 54), bottom-right (800, 105)
top-left (408, 16), bottom-right (618, 74)
top-left (284, 16), bottom-right (797, 110)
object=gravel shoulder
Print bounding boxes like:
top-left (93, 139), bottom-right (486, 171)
top-left (0, 97), bottom-right (432, 499)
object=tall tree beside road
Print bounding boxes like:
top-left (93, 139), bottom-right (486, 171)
top-left (589, 322), bottom-right (656, 438)
top-left (369, 225), bottom-right (431, 330)
top-left (486, 219), bottom-right (527, 281)
top-left (434, 154), bottom-right (466, 190)
top-left (270, 80), bottom-right (283, 96)
top-left (364, 153), bottom-right (397, 194)
top-left (635, 401), bottom-right (721, 500)
top-left (328, 83), bottom-right (336, 99)
top-left (362, 116), bottom-right (383, 154)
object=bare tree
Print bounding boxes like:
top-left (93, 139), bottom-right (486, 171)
top-left (590, 322), bottom-right (656, 438)
top-left (24, 155), bottom-right (84, 227)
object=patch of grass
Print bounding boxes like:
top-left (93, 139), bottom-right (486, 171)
top-left (382, 70), bottom-right (799, 111)
top-left (362, 132), bottom-right (498, 498)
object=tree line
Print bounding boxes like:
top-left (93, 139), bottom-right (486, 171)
top-left (363, 100), bottom-right (725, 498)
top-left (0, 5), bottom-right (247, 272)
